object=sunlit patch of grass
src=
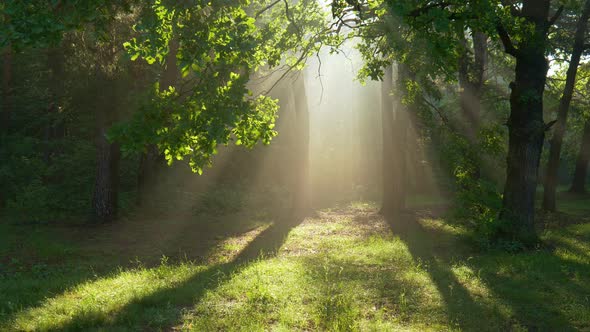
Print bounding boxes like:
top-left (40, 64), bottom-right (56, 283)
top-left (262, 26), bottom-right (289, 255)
top-left (5, 259), bottom-right (207, 331)
top-left (207, 223), bottom-right (273, 264)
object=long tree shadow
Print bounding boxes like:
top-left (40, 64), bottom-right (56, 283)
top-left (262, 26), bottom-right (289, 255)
top-left (385, 212), bottom-right (506, 330)
top-left (43, 213), bottom-right (305, 331)
top-left (385, 210), bottom-right (584, 331)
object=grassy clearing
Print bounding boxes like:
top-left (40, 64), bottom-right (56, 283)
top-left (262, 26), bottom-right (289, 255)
top-left (1, 196), bottom-right (590, 331)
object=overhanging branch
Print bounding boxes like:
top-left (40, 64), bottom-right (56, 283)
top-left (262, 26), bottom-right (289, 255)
top-left (496, 23), bottom-right (519, 57)
top-left (548, 5), bottom-right (564, 26)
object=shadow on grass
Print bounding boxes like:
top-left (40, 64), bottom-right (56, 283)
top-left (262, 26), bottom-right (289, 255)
top-left (41, 214), bottom-right (304, 331)
top-left (0, 205), bottom-right (299, 328)
top-left (386, 210), bottom-right (587, 331)
top-left (383, 213), bottom-right (505, 330)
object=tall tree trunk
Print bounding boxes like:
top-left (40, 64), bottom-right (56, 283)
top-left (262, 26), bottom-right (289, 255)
top-left (458, 31), bottom-right (486, 140)
top-left (91, 68), bottom-right (121, 223)
top-left (499, 0), bottom-right (551, 244)
top-left (291, 73), bottom-right (310, 215)
top-left (92, 128), bottom-right (121, 223)
top-left (380, 64), bottom-right (405, 217)
top-left (395, 64), bottom-right (409, 209)
top-left (570, 120), bottom-right (590, 194)
top-left (458, 31), bottom-right (487, 179)
top-left (542, 0), bottom-right (590, 211)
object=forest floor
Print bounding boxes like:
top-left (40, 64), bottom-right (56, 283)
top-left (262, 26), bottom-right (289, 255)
top-left (1, 193), bottom-right (590, 331)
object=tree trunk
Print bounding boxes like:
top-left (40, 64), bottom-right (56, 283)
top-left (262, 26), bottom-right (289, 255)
top-left (92, 128), bottom-right (121, 223)
top-left (499, 0), bottom-right (551, 244)
top-left (380, 64), bottom-right (405, 217)
top-left (291, 73), bottom-right (310, 215)
top-left (458, 31), bottom-right (486, 139)
top-left (91, 68), bottom-right (121, 222)
top-left (570, 120), bottom-right (590, 194)
top-left (542, 0), bottom-right (590, 211)
top-left (395, 64), bottom-right (409, 209)
top-left (458, 31), bottom-right (487, 179)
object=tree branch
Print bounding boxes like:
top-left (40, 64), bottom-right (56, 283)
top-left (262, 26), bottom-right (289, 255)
top-left (496, 23), bottom-right (518, 57)
top-left (408, 1), bottom-right (451, 17)
top-left (548, 5), bottom-right (564, 26)
top-left (255, 0), bottom-right (281, 19)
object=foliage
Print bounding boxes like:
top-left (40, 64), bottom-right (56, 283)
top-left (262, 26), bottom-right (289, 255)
top-left (0, 0), bottom-right (134, 50)
top-left (111, 0), bottom-right (334, 173)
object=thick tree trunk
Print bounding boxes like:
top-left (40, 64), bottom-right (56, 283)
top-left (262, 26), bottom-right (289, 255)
top-left (499, 1), bottom-right (551, 244)
top-left (380, 64), bottom-right (405, 217)
top-left (570, 120), bottom-right (590, 194)
top-left (92, 128), bottom-right (121, 223)
top-left (542, 0), bottom-right (590, 211)
top-left (291, 74), bottom-right (310, 215)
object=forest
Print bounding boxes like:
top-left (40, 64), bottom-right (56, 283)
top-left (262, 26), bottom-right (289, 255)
top-left (1, 0), bottom-right (590, 331)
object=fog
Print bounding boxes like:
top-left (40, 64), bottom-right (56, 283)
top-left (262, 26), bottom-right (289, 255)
top-left (137, 41), bottom-right (442, 217)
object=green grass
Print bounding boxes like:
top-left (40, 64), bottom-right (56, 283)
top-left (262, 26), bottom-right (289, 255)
top-left (1, 196), bottom-right (590, 331)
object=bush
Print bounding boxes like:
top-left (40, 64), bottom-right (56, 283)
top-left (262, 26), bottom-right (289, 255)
top-left (452, 167), bottom-right (507, 250)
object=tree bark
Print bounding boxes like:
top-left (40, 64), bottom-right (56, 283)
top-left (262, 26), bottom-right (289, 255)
top-left (91, 66), bottom-right (121, 222)
top-left (542, 0), bottom-right (590, 211)
top-left (458, 31), bottom-right (486, 140)
top-left (291, 73), bottom-right (310, 215)
top-left (499, 0), bottom-right (551, 244)
top-left (380, 64), bottom-right (405, 217)
top-left (92, 128), bottom-right (121, 223)
top-left (458, 31), bottom-right (487, 179)
top-left (570, 120), bottom-right (590, 194)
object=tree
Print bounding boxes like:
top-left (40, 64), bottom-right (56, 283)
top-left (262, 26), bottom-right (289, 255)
top-left (543, 0), bottom-right (590, 211)
top-left (380, 64), bottom-right (406, 217)
top-left (291, 73), bottom-right (311, 215)
top-left (380, 64), bottom-right (396, 216)
top-left (496, 1), bottom-right (556, 243)
top-left (458, 30), bottom-right (487, 179)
